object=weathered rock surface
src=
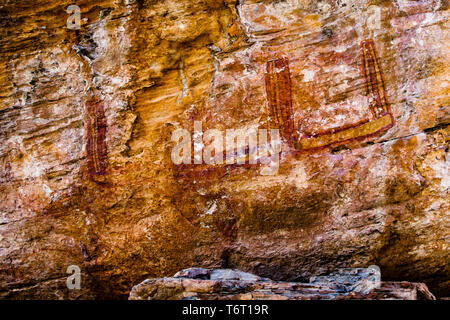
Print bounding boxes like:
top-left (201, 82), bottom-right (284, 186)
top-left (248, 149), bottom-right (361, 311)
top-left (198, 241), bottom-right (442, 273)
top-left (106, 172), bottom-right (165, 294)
top-left (129, 268), bottom-right (436, 300)
top-left (0, 0), bottom-right (449, 299)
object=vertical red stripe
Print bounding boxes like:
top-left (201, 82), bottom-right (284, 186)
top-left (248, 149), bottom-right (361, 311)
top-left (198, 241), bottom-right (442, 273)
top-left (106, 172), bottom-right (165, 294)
top-left (265, 58), bottom-right (294, 142)
top-left (86, 99), bottom-right (108, 177)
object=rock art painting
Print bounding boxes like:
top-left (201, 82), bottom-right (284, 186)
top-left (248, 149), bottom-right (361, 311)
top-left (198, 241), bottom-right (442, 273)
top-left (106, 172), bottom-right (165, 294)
top-left (86, 99), bottom-right (108, 177)
top-left (0, 0), bottom-right (448, 302)
top-left (264, 57), bottom-right (296, 143)
top-left (265, 40), bottom-right (395, 152)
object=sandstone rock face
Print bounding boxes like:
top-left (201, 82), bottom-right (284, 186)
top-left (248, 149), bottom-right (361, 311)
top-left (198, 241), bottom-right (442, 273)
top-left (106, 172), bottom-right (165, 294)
top-left (0, 0), bottom-right (448, 299)
top-left (129, 268), bottom-right (436, 300)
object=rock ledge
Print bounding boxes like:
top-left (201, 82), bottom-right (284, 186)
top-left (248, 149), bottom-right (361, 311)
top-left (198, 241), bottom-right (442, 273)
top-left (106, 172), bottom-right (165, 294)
top-left (129, 268), bottom-right (436, 300)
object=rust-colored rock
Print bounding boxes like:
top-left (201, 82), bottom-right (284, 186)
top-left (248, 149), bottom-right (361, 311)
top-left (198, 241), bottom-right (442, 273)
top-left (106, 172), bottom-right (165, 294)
top-left (0, 0), bottom-right (449, 299)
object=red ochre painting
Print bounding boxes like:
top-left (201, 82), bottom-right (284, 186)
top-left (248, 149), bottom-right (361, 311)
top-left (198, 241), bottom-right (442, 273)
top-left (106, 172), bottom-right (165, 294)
top-left (264, 57), bottom-right (296, 143)
top-left (265, 40), bottom-right (395, 151)
top-left (86, 99), bottom-right (108, 177)
top-left (175, 39), bottom-right (394, 179)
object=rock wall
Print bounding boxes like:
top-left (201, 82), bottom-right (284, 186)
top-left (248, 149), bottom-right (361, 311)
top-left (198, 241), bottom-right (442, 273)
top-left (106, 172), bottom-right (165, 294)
top-left (0, 0), bottom-right (448, 299)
